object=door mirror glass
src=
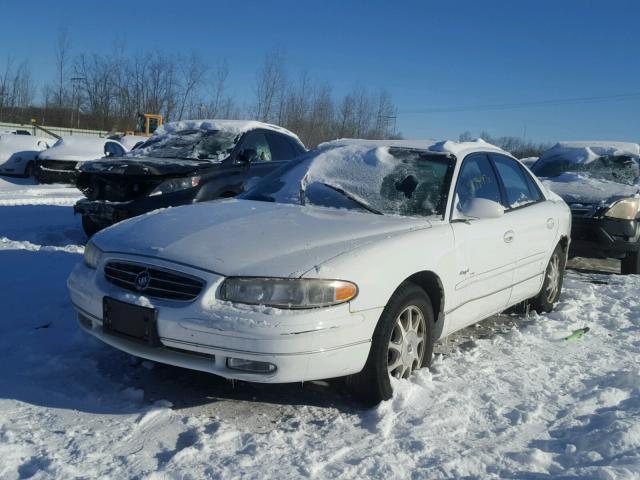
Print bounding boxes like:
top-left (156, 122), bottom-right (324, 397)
top-left (457, 197), bottom-right (505, 219)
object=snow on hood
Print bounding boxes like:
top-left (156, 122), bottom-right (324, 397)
top-left (153, 119), bottom-right (302, 144)
top-left (0, 134), bottom-right (51, 156)
top-left (93, 199), bottom-right (428, 277)
top-left (38, 136), bottom-right (118, 162)
top-left (320, 137), bottom-right (507, 157)
top-left (542, 172), bottom-right (639, 205)
top-left (538, 141), bottom-right (640, 165)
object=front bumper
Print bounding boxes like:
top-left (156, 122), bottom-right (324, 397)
top-left (35, 160), bottom-right (80, 184)
top-left (67, 254), bottom-right (379, 383)
top-left (74, 188), bottom-right (199, 226)
top-left (570, 216), bottom-right (640, 259)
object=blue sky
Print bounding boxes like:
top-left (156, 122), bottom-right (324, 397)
top-left (1, 0), bottom-right (638, 143)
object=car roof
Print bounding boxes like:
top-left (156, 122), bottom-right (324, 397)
top-left (153, 119), bottom-right (303, 145)
top-left (319, 138), bottom-right (510, 158)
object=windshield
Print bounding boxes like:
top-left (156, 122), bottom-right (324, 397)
top-left (131, 129), bottom-right (238, 161)
top-left (532, 154), bottom-right (640, 186)
top-left (242, 145), bottom-right (455, 218)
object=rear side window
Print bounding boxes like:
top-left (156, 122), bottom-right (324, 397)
top-left (266, 133), bottom-right (296, 160)
top-left (491, 155), bottom-right (542, 208)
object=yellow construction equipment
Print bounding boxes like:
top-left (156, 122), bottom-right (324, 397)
top-left (126, 113), bottom-right (163, 136)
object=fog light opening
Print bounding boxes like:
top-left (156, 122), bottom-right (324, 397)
top-left (226, 358), bottom-right (277, 374)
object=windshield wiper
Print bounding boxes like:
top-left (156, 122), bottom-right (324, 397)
top-left (318, 182), bottom-right (383, 215)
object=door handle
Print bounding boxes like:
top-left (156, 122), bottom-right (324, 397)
top-left (546, 218), bottom-right (555, 229)
top-left (503, 230), bottom-right (515, 243)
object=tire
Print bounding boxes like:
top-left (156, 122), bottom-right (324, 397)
top-left (82, 215), bottom-right (106, 237)
top-left (621, 251), bottom-right (640, 275)
top-left (530, 244), bottom-right (566, 313)
top-left (22, 161), bottom-right (34, 178)
top-left (348, 282), bottom-right (434, 405)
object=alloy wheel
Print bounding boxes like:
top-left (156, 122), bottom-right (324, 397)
top-left (387, 305), bottom-right (426, 379)
top-left (545, 253), bottom-right (560, 303)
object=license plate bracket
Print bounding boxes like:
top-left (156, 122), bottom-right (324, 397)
top-left (103, 297), bottom-right (160, 347)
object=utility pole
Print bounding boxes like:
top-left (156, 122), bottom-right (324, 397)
top-left (70, 76), bottom-right (84, 129)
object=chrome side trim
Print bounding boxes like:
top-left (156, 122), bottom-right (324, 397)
top-left (445, 272), bottom-right (543, 315)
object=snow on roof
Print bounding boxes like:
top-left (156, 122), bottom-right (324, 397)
top-left (538, 141), bottom-right (640, 164)
top-left (319, 137), bottom-right (508, 157)
top-left (153, 119), bottom-right (302, 143)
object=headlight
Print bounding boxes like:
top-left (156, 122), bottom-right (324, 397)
top-left (219, 277), bottom-right (358, 309)
top-left (83, 241), bottom-right (103, 269)
top-left (149, 176), bottom-right (201, 196)
top-left (604, 197), bottom-right (640, 220)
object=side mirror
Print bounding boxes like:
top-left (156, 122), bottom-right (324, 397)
top-left (456, 197), bottom-right (505, 220)
top-left (238, 148), bottom-right (257, 164)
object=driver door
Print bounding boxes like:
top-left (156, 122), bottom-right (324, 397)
top-left (446, 153), bottom-right (516, 333)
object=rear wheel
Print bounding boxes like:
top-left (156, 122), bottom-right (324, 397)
top-left (348, 283), bottom-right (434, 405)
top-left (82, 215), bottom-right (106, 237)
top-left (530, 244), bottom-right (566, 313)
top-left (621, 251), bottom-right (640, 275)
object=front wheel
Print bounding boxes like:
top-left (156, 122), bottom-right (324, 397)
top-left (530, 244), bottom-right (566, 313)
top-left (621, 251), bottom-right (640, 275)
top-left (348, 283), bottom-right (434, 405)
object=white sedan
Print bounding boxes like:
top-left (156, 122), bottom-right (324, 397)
top-left (0, 133), bottom-right (52, 177)
top-left (67, 139), bottom-right (571, 403)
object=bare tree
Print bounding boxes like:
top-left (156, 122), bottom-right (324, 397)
top-left (253, 49), bottom-right (287, 123)
top-left (54, 27), bottom-right (71, 107)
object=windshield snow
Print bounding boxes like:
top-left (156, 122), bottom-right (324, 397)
top-left (242, 145), bottom-right (454, 218)
top-left (131, 129), bottom-right (238, 161)
top-left (532, 154), bottom-right (640, 186)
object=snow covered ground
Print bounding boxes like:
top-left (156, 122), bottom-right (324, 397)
top-left (0, 175), bottom-right (638, 479)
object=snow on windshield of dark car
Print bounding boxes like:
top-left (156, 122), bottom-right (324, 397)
top-left (129, 129), bottom-right (238, 161)
top-left (532, 154), bottom-right (640, 186)
top-left (242, 144), bottom-right (454, 218)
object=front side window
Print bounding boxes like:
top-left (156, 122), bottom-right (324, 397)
top-left (454, 154), bottom-right (502, 211)
top-left (241, 132), bottom-right (272, 162)
top-left (492, 155), bottom-right (542, 208)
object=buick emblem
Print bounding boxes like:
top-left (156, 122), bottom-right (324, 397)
top-left (134, 270), bottom-right (151, 291)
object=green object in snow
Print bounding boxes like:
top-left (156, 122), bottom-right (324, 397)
top-left (565, 327), bottom-right (590, 341)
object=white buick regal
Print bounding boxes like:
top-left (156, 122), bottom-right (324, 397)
top-left (68, 139), bottom-right (571, 403)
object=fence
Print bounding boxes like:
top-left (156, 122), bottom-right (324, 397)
top-left (0, 121), bottom-right (110, 140)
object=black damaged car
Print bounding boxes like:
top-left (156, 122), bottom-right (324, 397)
top-left (74, 120), bottom-right (306, 236)
top-left (532, 141), bottom-right (640, 274)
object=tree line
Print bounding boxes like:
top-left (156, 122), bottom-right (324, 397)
top-left (0, 31), bottom-right (398, 147)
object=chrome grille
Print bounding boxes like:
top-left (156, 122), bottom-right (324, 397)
top-left (104, 261), bottom-right (205, 301)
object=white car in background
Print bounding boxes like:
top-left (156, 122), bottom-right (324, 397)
top-left (0, 133), bottom-right (53, 177)
top-left (68, 139), bottom-right (571, 403)
top-left (35, 135), bottom-right (128, 184)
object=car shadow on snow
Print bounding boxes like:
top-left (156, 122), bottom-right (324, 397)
top-left (0, 205), bottom-right (85, 246)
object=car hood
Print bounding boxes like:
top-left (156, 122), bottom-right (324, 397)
top-left (542, 173), bottom-right (639, 205)
top-left (93, 199), bottom-right (431, 277)
top-left (79, 156), bottom-right (214, 176)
